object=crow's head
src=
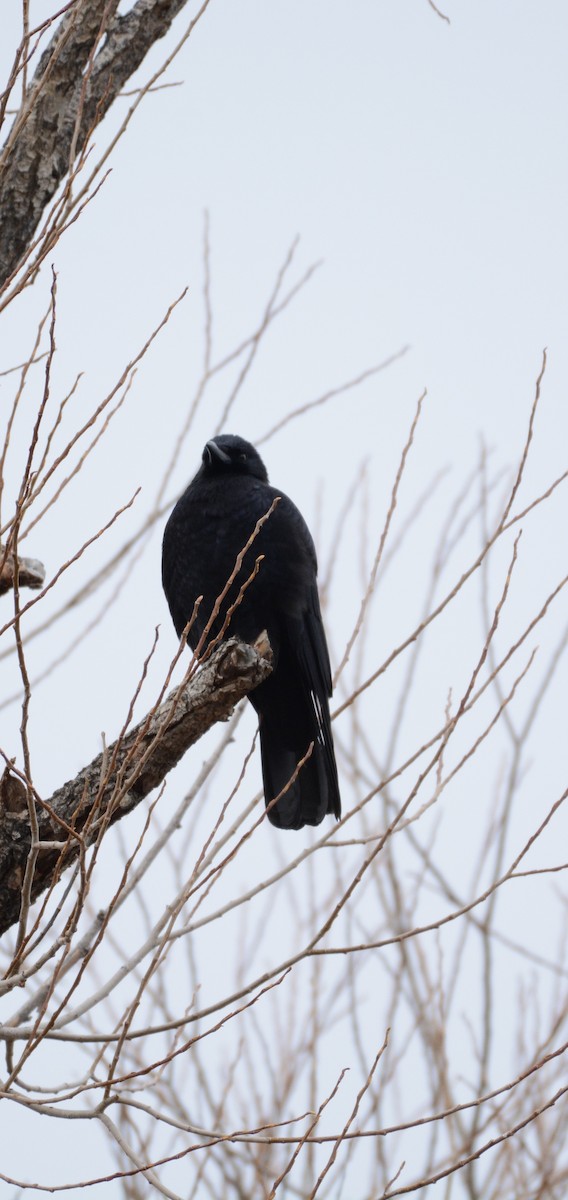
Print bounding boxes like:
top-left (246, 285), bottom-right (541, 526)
top-left (202, 435), bottom-right (268, 482)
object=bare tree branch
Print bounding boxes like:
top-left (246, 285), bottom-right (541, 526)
top-left (0, 547), bottom-right (45, 595)
top-left (0, 636), bottom-right (272, 938)
top-left (0, 0), bottom-right (206, 289)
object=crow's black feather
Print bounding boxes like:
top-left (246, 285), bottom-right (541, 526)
top-left (162, 434), bottom-right (341, 830)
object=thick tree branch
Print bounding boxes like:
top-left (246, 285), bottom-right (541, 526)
top-left (0, 547), bottom-right (45, 595)
top-left (0, 636), bottom-right (272, 937)
top-left (0, 0), bottom-right (199, 289)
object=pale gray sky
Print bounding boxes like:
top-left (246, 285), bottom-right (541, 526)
top-left (1, 2), bottom-right (567, 1195)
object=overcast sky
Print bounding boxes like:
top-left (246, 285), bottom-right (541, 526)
top-left (3, 0), bottom-right (564, 777)
top-left (1, 2), bottom-right (567, 1194)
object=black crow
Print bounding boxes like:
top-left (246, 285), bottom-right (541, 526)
top-left (162, 434), bottom-right (341, 830)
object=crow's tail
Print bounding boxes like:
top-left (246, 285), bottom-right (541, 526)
top-left (258, 720), bottom-right (337, 829)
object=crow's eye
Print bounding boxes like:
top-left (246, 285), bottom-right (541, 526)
top-left (239, 453), bottom-right (247, 462)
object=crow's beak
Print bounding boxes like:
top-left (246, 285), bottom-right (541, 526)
top-left (204, 440), bottom-right (231, 466)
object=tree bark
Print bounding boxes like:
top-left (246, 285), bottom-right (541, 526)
top-left (0, 636), bottom-right (272, 938)
top-left (0, 0), bottom-right (198, 290)
top-left (0, 547), bottom-right (45, 595)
